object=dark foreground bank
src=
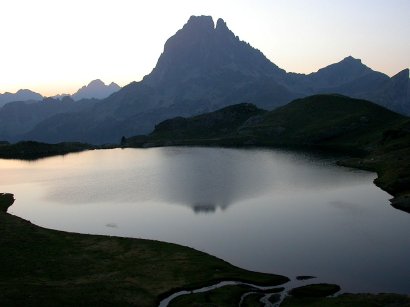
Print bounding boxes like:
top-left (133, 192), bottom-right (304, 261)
top-left (0, 193), bottom-right (288, 306)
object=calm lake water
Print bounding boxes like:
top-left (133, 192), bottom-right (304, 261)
top-left (2, 147), bottom-right (409, 294)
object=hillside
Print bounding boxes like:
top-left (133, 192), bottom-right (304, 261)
top-left (126, 95), bottom-right (405, 150)
top-left (240, 94), bottom-right (406, 150)
top-left (153, 103), bottom-right (266, 138)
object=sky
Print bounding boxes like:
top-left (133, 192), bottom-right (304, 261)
top-left (1, 0), bottom-right (409, 96)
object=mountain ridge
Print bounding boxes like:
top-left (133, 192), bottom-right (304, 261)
top-left (0, 89), bottom-right (43, 108)
top-left (1, 15), bottom-right (409, 144)
top-left (71, 79), bottom-right (121, 101)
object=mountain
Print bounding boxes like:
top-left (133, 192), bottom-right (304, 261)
top-left (0, 89), bottom-right (43, 108)
top-left (0, 97), bottom-right (99, 142)
top-left (289, 58), bottom-right (409, 113)
top-left (240, 94), bottom-right (406, 149)
top-left (17, 16), bottom-right (300, 144)
top-left (1, 15), bottom-right (409, 144)
top-left (71, 79), bottom-right (121, 101)
top-left (101, 16), bottom-right (296, 117)
top-left (366, 68), bottom-right (410, 114)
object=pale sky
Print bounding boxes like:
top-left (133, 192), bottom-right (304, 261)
top-left (1, 0), bottom-right (409, 96)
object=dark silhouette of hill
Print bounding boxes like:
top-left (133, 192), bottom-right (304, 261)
top-left (126, 94), bottom-right (405, 150)
top-left (1, 16), bottom-right (409, 144)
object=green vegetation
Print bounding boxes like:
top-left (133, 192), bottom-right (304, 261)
top-left (288, 283), bottom-right (341, 298)
top-left (338, 119), bottom-right (410, 212)
top-left (168, 285), bottom-right (284, 307)
top-left (0, 141), bottom-right (94, 160)
top-left (241, 94), bottom-right (405, 150)
top-left (0, 193), bottom-right (288, 307)
top-left (125, 95), bottom-right (406, 149)
top-left (281, 293), bottom-right (410, 307)
top-left (241, 292), bottom-right (266, 306)
top-left (168, 284), bottom-right (259, 307)
top-left (123, 103), bottom-right (266, 147)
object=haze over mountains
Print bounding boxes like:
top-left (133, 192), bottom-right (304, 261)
top-left (0, 15), bottom-right (408, 144)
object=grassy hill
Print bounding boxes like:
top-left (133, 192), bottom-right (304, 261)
top-left (125, 94), bottom-right (406, 150)
top-left (240, 94), bottom-right (406, 150)
top-left (124, 103), bottom-right (266, 147)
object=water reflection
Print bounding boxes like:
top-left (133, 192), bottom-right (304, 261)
top-left (32, 147), bottom-right (373, 213)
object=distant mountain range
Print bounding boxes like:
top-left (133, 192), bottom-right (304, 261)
top-left (57, 79), bottom-right (121, 101)
top-left (0, 15), bottom-right (408, 144)
top-left (0, 89), bottom-right (43, 108)
top-left (0, 79), bottom-right (120, 107)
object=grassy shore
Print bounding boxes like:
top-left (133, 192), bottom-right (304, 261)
top-left (0, 141), bottom-right (94, 160)
top-left (0, 193), bottom-right (288, 306)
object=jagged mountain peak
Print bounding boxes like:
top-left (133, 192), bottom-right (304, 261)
top-left (392, 68), bottom-right (410, 80)
top-left (184, 15), bottom-right (214, 31)
top-left (87, 79), bottom-right (106, 87)
top-left (71, 79), bottom-right (120, 101)
top-left (16, 89), bottom-right (39, 95)
top-left (341, 55), bottom-right (362, 64)
top-left (318, 55), bottom-right (368, 73)
top-left (215, 18), bottom-right (228, 30)
top-left (145, 15), bottom-right (285, 87)
top-left (307, 55), bottom-right (376, 88)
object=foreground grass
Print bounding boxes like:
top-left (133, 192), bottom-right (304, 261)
top-left (0, 141), bottom-right (94, 160)
top-left (168, 284), bottom-right (265, 307)
top-left (0, 193), bottom-right (288, 307)
top-left (281, 293), bottom-right (410, 307)
top-left (338, 119), bottom-right (410, 213)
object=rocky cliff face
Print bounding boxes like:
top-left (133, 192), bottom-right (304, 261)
top-left (145, 16), bottom-right (285, 88)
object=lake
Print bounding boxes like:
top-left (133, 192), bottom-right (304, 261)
top-left (1, 147), bottom-right (409, 294)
